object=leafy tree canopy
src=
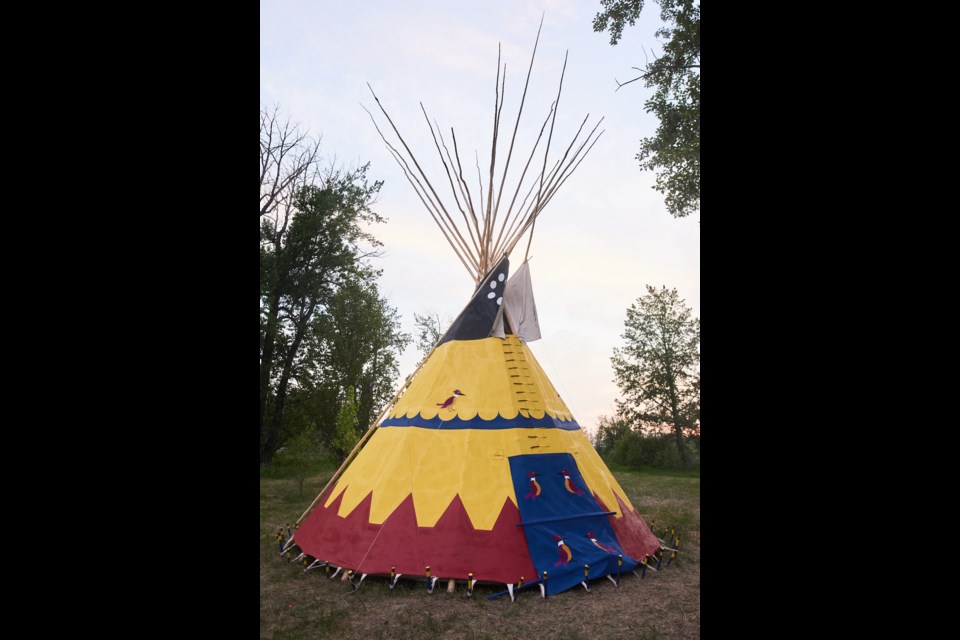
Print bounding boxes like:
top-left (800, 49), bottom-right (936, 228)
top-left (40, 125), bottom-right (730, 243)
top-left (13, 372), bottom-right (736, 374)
top-left (611, 285), bottom-right (699, 464)
top-left (594, 0), bottom-right (700, 219)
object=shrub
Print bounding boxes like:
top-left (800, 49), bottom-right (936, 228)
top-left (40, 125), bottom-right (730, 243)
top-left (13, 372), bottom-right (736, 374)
top-left (607, 432), bottom-right (691, 469)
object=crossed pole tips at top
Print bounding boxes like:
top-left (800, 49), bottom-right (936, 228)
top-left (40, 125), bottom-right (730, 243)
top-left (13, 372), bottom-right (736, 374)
top-left (362, 16), bottom-right (604, 287)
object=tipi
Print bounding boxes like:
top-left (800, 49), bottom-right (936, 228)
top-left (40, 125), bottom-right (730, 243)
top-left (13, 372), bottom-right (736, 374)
top-left (288, 31), bottom-right (662, 597)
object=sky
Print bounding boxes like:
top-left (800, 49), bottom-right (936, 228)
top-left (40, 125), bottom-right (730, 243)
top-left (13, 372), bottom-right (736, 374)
top-left (260, 0), bottom-right (700, 436)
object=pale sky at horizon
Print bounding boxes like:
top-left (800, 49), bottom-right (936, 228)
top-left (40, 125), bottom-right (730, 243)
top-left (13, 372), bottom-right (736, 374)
top-left (260, 0), bottom-right (700, 436)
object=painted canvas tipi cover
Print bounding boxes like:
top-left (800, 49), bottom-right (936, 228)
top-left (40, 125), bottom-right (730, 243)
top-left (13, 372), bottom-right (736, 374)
top-left (294, 257), bottom-right (660, 595)
top-left (292, 33), bottom-right (661, 596)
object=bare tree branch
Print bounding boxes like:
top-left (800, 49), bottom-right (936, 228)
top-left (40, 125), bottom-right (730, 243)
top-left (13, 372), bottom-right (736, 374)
top-left (260, 105), bottom-right (322, 219)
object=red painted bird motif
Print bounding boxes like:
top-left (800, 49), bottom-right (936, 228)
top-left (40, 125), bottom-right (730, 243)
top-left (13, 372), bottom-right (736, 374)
top-left (524, 471), bottom-right (541, 499)
top-left (560, 469), bottom-right (585, 495)
top-left (586, 531), bottom-right (618, 554)
top-left (436, 389), bottom-right (465, 409)
top-left (553, 535), bottom-right (572, 566)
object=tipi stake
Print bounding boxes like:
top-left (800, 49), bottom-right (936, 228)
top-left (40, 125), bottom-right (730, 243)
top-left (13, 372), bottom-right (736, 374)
top-left (304, 559), bottom-right (326, 573)
top-left (425, 566), bottom-right (437, 594)
top-left (350, 573), bottom-right (367, 591)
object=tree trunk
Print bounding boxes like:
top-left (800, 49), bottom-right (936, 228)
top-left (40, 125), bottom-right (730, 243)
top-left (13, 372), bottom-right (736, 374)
top-left (668, 384), bottom-right (688, 466)
top-left (265, 304), bottom-right (317, 463)
top-left (266, 383), bottom-right (286, 466)
top-left (672, 423), bottom-right (688, 467)
top-left (358, 377), bottom-right (374, 435)
top-left (260, 293), bottom-right (281, 465)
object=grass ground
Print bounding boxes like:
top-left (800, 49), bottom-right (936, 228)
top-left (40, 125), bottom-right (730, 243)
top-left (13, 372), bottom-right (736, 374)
top-left (260, 461), bottom-right (700, 639)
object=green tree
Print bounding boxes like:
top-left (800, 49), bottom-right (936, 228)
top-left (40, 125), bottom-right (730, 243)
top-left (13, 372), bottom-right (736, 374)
top-left (266, 274), bottom-right (409, 460)
top-left (592, 414), bottom-right (633, 456)
top-left (277, 428), bottom-right (319, 495)
top-left (412, 311), bottom-right (447, 362)
top-left (260, 114), bottom-right (385, 464)
top-left (593, 0), bottom-right (700, 218)
top-left (309, 274), bottom-right (411, 435)
top-left (331, 385), bottom-right (359, 463)
top-left (611, 285), bottom-right (699, 465)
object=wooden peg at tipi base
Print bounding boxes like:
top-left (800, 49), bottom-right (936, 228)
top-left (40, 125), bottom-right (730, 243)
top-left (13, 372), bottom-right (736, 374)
top-left (425, 566), bottom-right (440, 594)
top-left (665, 534), bottom-right (682, 566)
top-left (351, 573), bottom-right (367, 591)
top-left (606, 554), bottom-right (623, 587)
top-left (447, 578), bottom-right (456, 593)
top-left (389, 566), bottom-right (402, 589)
top-left (667, 549), bottom-right (678, 566)
top-left (634, 555), bottom-right (651, 579)
top-left (304, 558), bottom-right (325, 573)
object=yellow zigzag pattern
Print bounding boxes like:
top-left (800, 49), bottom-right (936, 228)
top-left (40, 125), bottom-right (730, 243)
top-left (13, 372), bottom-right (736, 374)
top-left (325, 428), bottom-right (637, 529)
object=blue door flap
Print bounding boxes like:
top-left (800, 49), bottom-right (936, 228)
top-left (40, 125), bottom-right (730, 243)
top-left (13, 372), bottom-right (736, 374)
top-left (508, 452), bottom-right (638, 595)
